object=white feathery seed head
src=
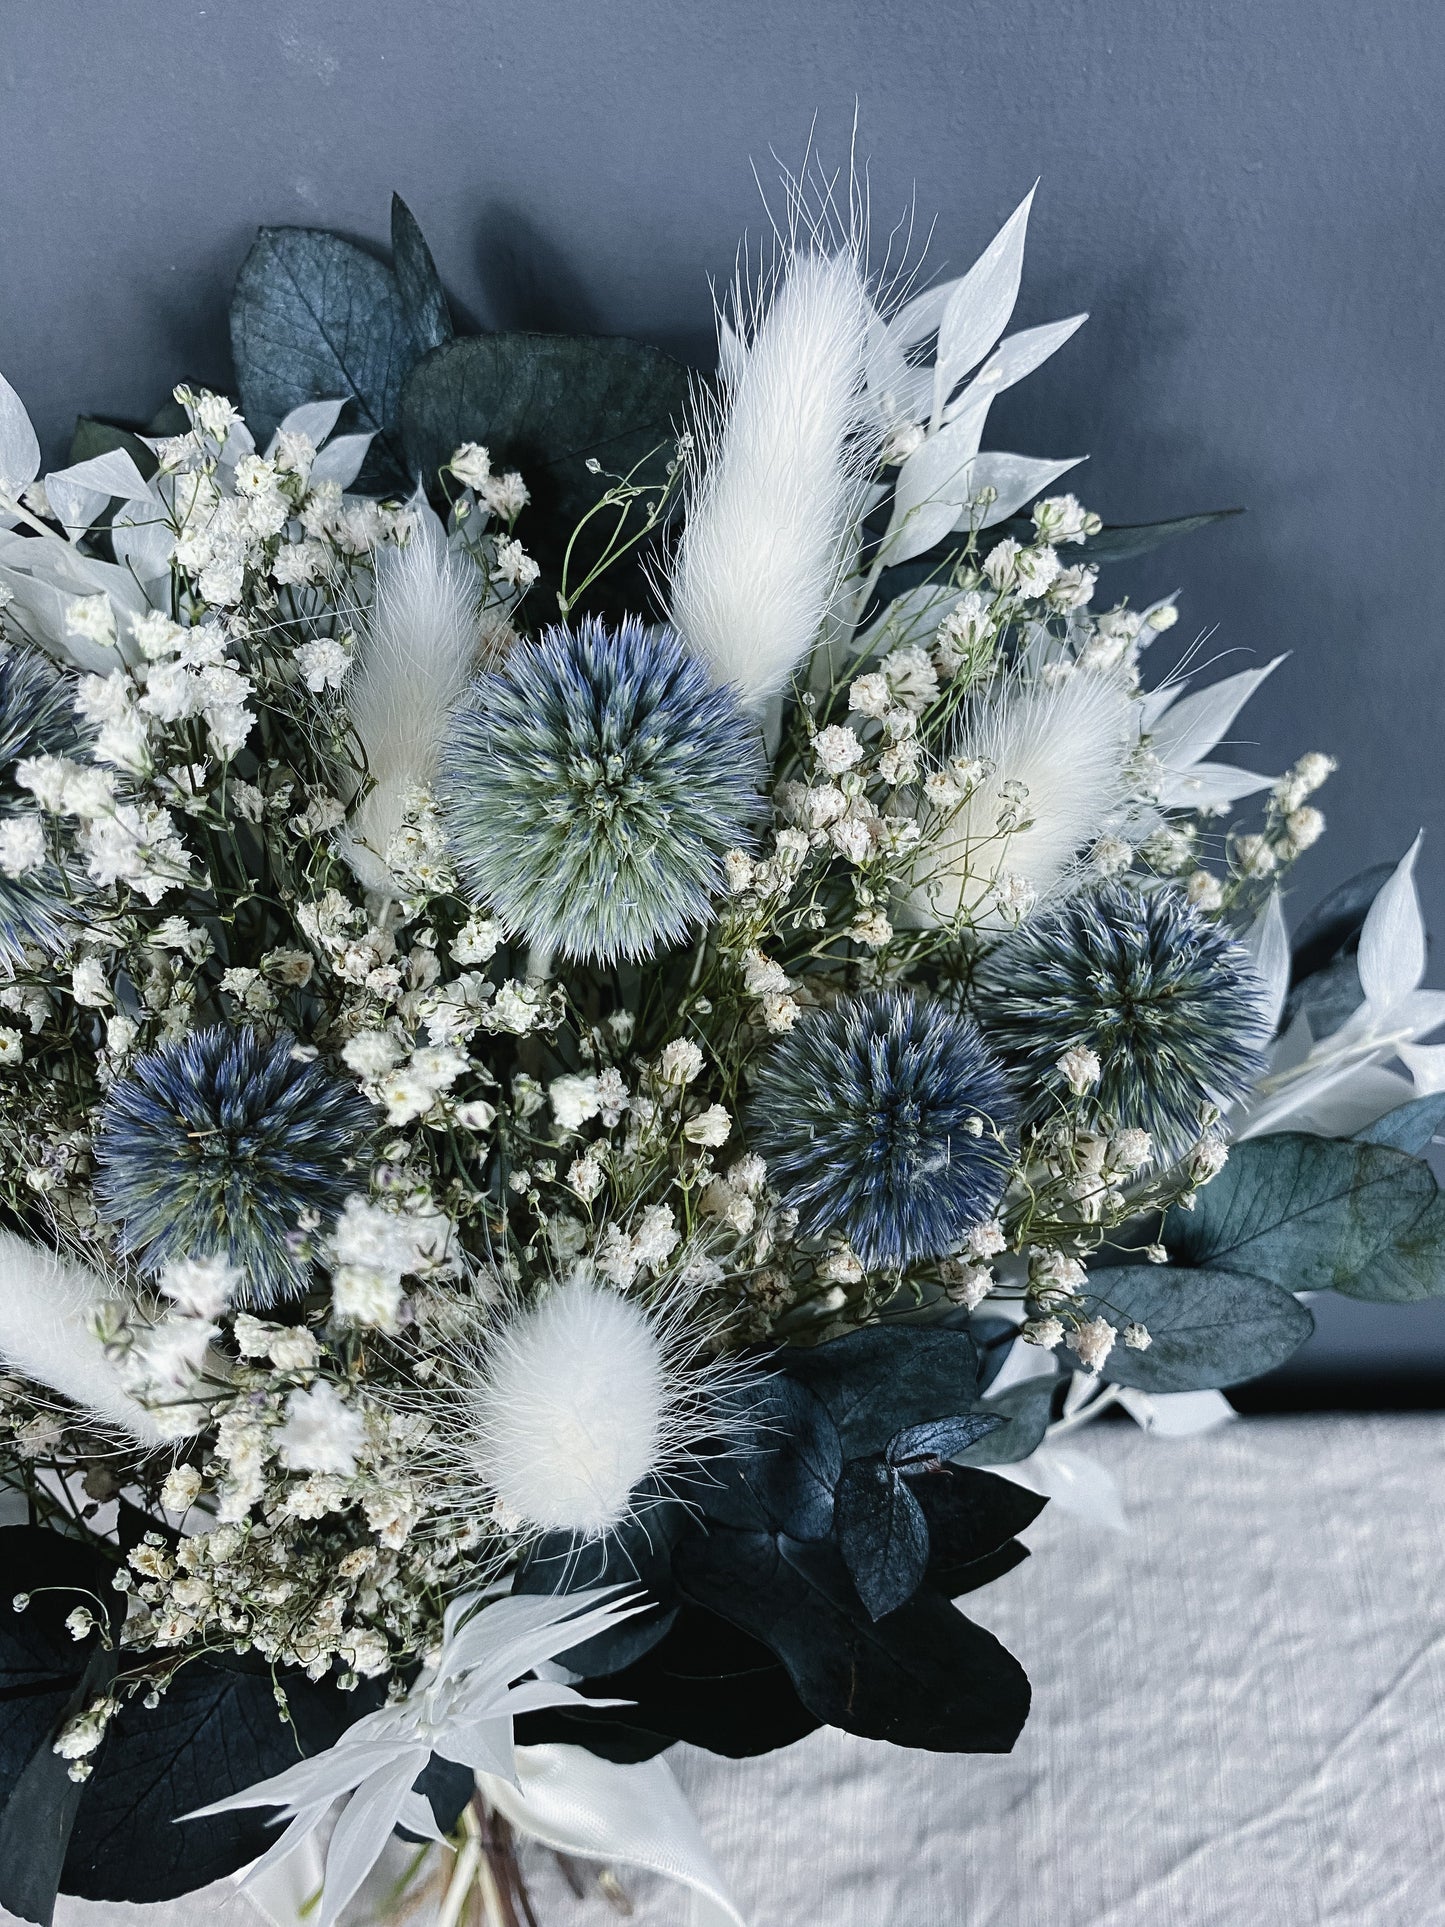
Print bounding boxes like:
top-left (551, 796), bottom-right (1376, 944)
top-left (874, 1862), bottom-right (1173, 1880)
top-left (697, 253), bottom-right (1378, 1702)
top-left (429, 1271), bottom-right (756, 1542)
top-left (900, 668), bottom-right (1135, 931)
top-left (0, 1230), bottom-right (170, 1445)
top-left (341, 515), bottom-right (485, 891)
top-left (668, 246), bottom-right (878, 712)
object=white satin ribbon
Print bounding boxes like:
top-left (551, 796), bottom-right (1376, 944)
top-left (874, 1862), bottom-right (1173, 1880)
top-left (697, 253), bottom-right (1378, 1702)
top-left (232, 1742), bottom-right (746, 1927)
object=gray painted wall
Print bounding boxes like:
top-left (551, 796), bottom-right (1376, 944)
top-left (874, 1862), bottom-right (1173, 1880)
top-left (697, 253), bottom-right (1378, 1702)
top-left (1, 1), bottom-right (1443, 1373)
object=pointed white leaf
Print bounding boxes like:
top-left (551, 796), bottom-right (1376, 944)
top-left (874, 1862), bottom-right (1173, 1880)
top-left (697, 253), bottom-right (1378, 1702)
top-left (931, 187), bottom-right (1036, 424)
top-left (1156, 760), bottom-right (1274, 812)
top-left (1137, 681), bottom-right (1183, 732)
top-left (0, 371), bottom-right (40, 497)
top-left (943, 313), bottom-right (1088, 423)
top-left (863, 307), bottom-right (910, 413)
top-left (1247, 891), bottom-right (1291, 1035)
top-left (1357, 834), bottom-right (1426, 1011)
top-left (962, 451), bottom-right (1084, 531)
top-left (46, 448), bottom-right (150, 503)
top-left (1399, 1042), bottom-right (1445, 1095)
top-left (887, 276), bottom-right (962, 355)
top-left (881, 413), bottom-right (990, 565)
top-left (309, 432), bottom-right (373, 489)
top-left (276, 397), bottom-right (348, 448)
top-left (110, 496), bottom-right (175, 584)
top-left (1149, 656), bottom-right (1286, 771)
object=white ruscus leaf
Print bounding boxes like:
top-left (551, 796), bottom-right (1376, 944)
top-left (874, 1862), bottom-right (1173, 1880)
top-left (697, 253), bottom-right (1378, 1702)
top-left (1357, 833), bottom-right (1427, 1010)
top-left (930, 186), bottom-right (1036, 426)
top-left (0, 370), bottom-right (41, 497)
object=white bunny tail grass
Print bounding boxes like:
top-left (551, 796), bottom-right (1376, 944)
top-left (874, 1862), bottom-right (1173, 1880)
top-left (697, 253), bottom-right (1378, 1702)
top-left (669, 247), bottom-right (877, 713)
top-left (422, 1270), bottom-right (761, 1544)
top-left (0, 1230), bottom-right (169, 1445)
top-left (900, 668), bottom-right (1136, 932)
top-left (341, 518), bottom-right (486, 892)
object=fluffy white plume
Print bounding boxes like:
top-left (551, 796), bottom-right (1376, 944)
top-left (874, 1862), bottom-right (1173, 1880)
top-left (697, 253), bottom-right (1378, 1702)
top-left (669, 250), bottom-right (875, 711)
top-left (900, 668), bottom-right (1135, 930)
top-left (0, 1231), bottom-right (168, 1444)
top-left (341, 518), bottom-right (484, 890)
top-left (440, 1274), bottom-right (749, 1539)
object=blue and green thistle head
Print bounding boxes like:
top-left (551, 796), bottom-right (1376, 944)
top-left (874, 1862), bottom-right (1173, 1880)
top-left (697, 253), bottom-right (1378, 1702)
top-left (0, 647), bottom-right (79, 960)
top-left (93, 1026), bottom-right (371, 1307)
top-left (439, 616), bottom-right (765, 965)
top-left (973, 882), bottom-right (1269, 1160)
top-left (749, 990), bottom-right (1015, 1271)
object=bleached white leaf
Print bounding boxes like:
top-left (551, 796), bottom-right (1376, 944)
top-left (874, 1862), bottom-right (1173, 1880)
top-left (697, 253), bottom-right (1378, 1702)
top-left (863, 308), bottom-right (910, 412)
top-left (43, 452), bottom-right (150, 542)
top-left (882, 413), bottom-right (990, 565)
top-left (1156, 760), bottom-right (1274, 812)
top-left (110, 496), bottom-right (175, 584)
top-left (886, 277), bottom-right (960, 355)
top-left (856, 582), bottom-right (962, 658)
top-left (1357, 834), bottom-right (1426, 1011)
top-left (309, 433), bottom-right (374, 490)
top-left (962, 451), bottom-right (1085, 531)
top-left (1246, 891), bottom-right (1291, 1035)
top-left (1116, 1387), bottom-right (1237, 1437)
top-left (0, 370), bottom-right (40, 497)
top-left (943, 313), bottom-right (1087, 423)
top-left (931, 186), bottom-right (1036, 424)
top-left (1149, 656), bottom-right (1286, 771)
top-left (47, 447), bottom-right (150, 503)
top-left (994, 1443), bottom-right (1128, 1532)
top-left (275, 397), bottom-right (347, 448)
top-left (1138, 681), bottom-right (1183, 732)
top-left (1400, 1042), bottom-right (1445, 1095)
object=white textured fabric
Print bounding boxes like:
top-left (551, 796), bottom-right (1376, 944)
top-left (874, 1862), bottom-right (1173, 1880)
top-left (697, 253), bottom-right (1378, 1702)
top-left (22, 1416), bottom-right (1445, 1927)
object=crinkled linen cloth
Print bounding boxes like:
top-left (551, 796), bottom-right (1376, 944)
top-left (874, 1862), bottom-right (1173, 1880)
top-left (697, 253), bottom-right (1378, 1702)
top-left (22, 1415), bottom-right (1445, 1927)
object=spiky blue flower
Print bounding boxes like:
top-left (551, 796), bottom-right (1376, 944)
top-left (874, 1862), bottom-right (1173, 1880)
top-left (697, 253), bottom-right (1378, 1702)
top-left (0, 648), bottom-right (78, 960)
top-left (749, 990), bottom-right (1015, 1271)
top-left (93, 1026), bottom-right (371, 1307)
top-left (973, 882), bottom-right (1269, 1160)
top-left (439, 617), bottom-right (765, 965)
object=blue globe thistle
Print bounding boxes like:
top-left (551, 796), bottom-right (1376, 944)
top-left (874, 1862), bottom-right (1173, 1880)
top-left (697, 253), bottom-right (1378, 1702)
top-left (748, 990), bottom-right (1015, 1271)
top-left (973, 882), bottom-right (1269, 1160)
top-left (93, 1026), bottom-right (371, 1307)
top-left (0, 648), bottom-right (78, 960)
top-left (439, 617), bottom-right (764, 965)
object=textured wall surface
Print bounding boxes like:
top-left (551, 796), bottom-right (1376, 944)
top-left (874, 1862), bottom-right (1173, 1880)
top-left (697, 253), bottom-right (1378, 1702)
top-left (0, 0), bottom-right (1440, 932)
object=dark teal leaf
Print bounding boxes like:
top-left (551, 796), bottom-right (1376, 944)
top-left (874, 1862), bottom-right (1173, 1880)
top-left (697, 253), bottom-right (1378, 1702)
top-left (955, 1375), bottom-right (1058, 1466)
top-left (0, 1529), bottom-right (124, 1926)
top-left (66, 419), bottom-right (157, 479)
top-left (1083, 1264), bottom-right (1313, 1390)
top-left (909, 1466), bottom-right (1047, 1591)
top-left (398, 332), bottom-right (690, 614)
top-left (887, 1413), bottom-right (1002, 1466)
top-left (675, 1527), bottom-right (1030, 1752)
top-left (1162, 1133), bottom-right (1445, 1303)
top-left (390, 194), bottom-right (452, 357)
top-left (230, 226), bottom-right (411, 452)
top-left (1356, 1096), bottom-right (1445, 1156)
top-left (526, 1604), bottom-right (818, 1761)
top-left (1282, 951), bottom-right (1363, 1039)
top-left (835, 1459), bottom-right (930, 1620)
top-left (787, 1327), bottom-right (982, 1460)
top-left (1067, 508), bottom-right (1242, 564)
top-left (687, 1376), bottom-right (840, 1541)
top-left (64, 1653), bottom-right (359, 1902)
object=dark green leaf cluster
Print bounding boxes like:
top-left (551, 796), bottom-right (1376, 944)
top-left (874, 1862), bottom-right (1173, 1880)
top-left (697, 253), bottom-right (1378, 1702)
top-left (514, 1328), bottom-right (1044, 1760)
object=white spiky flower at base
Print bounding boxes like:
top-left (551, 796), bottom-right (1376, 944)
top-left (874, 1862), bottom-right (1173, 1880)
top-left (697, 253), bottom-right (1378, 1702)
top-left (669, 250), bottom-right (875, 713)
top-left (0, 1230), bottom-right (173, 1445)
top-left (434, 1273), bottom-right (752, 1540)
top-left (899, 668), bottom-right (1135, 931)
top-left (340, 513), bottom-right (484, 891)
